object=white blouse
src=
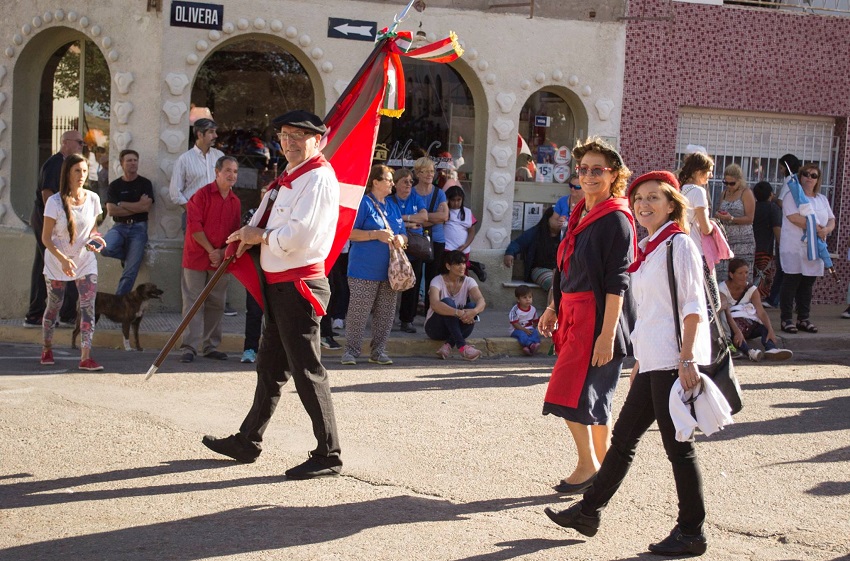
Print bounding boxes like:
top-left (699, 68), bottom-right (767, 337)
top-left (630, 224), bottom-right (711, 373)
top-left (779, 191), bottom-right (834, 276)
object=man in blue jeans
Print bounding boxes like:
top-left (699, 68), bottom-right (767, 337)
top-left (101, 150), bottom-right (154, 295)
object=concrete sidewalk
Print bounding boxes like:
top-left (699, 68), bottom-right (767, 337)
top-left (1, 304), bottom-right (847, 358)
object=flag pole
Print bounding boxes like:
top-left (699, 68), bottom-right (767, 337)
top-left (144, 254), bottom-right (235, 380)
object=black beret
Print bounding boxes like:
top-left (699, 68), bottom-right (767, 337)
top-left (272, 110), bottom-right (327, 135)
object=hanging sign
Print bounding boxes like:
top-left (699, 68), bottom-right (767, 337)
top-left (328, 18), bottom-right (378, 41)
top-left (170, 1), bottom-right (223, 30)
top-left (534, 115), bottom-right (552, 127)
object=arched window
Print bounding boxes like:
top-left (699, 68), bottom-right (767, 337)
top-left (192, 39), bottom-right (314, 208)
top-left (376, 58), bottom-right (475, 192)
top-left (517, 89), bottom-right (582, 185)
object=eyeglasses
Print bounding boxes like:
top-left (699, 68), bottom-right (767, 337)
top-left (380, 177), bottom-right (394, 183)
top-left (576, 166), bottom-right (614, 177)
top-left (569, 183), bottom-right (582, 190)
top-left (277, 131), bottom-right (313, 142)
top-left (799, 171), bottom-right (819, 180)
top-left (722, 181), bottom-right (736, 186)
top-left (65, 138), bottom-right (84, 145)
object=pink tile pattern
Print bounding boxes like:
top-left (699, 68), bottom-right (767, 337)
top-left (621, 0), bottom-right (850, 303)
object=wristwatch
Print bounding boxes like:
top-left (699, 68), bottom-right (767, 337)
top-left (262, 229), bottom-right (271, 245)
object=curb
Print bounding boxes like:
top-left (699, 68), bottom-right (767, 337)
top-left (0, 326), bottom-right (550, 359)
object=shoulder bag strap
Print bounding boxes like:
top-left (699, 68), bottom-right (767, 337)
top-left (367, 195), bottom-right (392, 232)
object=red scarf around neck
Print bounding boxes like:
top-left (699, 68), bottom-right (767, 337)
top-left (627, 221), bottom-right (684, 273)
top-left (557, 197), bottom-right (636, 279)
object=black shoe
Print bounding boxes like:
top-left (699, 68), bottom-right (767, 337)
top-left (320, 336), bottom-right (341, 349)
top-left (400, 322), bottom-right (417, 333)
top-left (468, 261), bottom-right (487, 282)
top-left (648, 526), bottom-right (707, 556)
top-left (553, 473), bottom-right (597, 494)
top-left (544, 503), bottom-right (600, 537)
top-left (223, 304), bottom-right (238, 317)
top-left (203, 350), bottom-right (228, 360)
top-left (201, 434), bottom-right (259, 463)
top-left (285, 456), bottom-right (341, 480)
top-left (180, 351), bottom-right (195, 363)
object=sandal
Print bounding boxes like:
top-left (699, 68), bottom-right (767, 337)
top-left (796, 319), bottom-right (819, 333)
top-left (781, 320), bottom-right (798, 334)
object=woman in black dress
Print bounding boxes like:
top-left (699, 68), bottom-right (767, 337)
top-left (538, 138), bottom-right (636, 495)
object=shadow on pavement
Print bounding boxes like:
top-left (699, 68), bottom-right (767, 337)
top-left (806, 480), bottom-right (850, 497)
top-left (452, 538), bottom-right (583, 561)
top-left (742, 375), bottom-right (850, 393)
top-left (0, 492), bottom-right (561, 560)
top-left (0, 459), bottom-right (250, 510)
top-left (334, 369), bottom-right (552, 394)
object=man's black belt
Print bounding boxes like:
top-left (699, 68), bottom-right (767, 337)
top-left (114, 217), bottom-right (148, 225)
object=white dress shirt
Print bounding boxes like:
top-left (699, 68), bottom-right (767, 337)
top-left (169, 145), bottom-right (225, 205)
top-left (250, 158), bottom-right (339, 272)
top-left (630, 224), bottom-right (711, 373)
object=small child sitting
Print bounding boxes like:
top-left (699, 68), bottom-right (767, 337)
top-left (508, 285), bottom-right (541, 355)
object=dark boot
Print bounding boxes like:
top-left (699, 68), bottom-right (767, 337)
top-left (648, 526), bottom-right (707, 556)
top-left (543, 502), bottom-right (601, 537)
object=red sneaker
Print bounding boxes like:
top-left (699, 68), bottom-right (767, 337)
top-left (79, 358), bottom-right (104, 371)
top-left (40, 349), bottom-right (54, 365)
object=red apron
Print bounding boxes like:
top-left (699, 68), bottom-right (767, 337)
top-left (545, 291), bottom-right (596, 408)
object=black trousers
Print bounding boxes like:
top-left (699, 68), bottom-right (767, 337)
top-left (779, 273), bottom-right (816, 323)
top-left (580, 368), bottom-right (705, 536)
top-left (238, 278), bottom-right (342, 466)
top-left (320, 254), bottom-right (349, 337)
top-left (26, 211), bottom-right (78, 323)
top-left (243, 289), bottom-right (263, 352)
top-left (399, 257), bottom-right (424, 323)
top-left (423, 242), bottom-right (446, 313)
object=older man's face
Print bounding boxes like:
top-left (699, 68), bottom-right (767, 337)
top-left (216, 160), bottom-right (238, 189)
top-left (278, 126), bottom-right (320, 168)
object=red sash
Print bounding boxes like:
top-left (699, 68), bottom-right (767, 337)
top-left (557, 196), bottom-right (636, 278)
top-left (264, 263), bottom-right (327, 316)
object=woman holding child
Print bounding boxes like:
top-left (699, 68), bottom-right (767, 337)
top-left (544, 170), bottom-right (711, 556)
top-left (538, 138), bottom-right (636, 495)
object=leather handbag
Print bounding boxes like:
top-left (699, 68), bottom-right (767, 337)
top-left (370, 196), bottom-right (416, 292)
top-left (666, 237), bottom-right (743, 415)
top-left (405, 230), bottom-right (433, 262)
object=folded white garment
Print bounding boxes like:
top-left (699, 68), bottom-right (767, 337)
top-left (670, 373), bottom-right (734, 442)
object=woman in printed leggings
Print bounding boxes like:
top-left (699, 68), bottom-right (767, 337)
top-left (40, 154), bottom-right (106, 371)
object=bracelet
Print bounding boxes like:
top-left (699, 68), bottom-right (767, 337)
top-left (546, 306), bottom-right (556, 313)
top-left (678, 359), bottom-right (696, 366)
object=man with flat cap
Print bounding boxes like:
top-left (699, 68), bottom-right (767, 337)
top-left (202, 110), bottom-right (343, 480)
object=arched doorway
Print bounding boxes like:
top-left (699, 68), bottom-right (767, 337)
top-left (191, 37), bottom-right (316, 211)
top-left (11, 31), bottom-right (111, 223)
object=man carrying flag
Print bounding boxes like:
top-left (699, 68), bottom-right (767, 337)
top-left (201, 110), bottom-right (343, 480)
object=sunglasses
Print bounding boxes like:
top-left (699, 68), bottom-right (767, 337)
top-left (576, 166), bottom-right (614, 177)
top-left (722, 181), bottom-right (736, 186)
top-left (569, 183), bottom-right (582, 190)
top-left (799, 171), bottom-right (819, 180)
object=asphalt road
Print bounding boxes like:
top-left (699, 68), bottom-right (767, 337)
top-left (0, 343), bottom-right (848, 561)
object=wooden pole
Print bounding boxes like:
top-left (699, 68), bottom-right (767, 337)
top-left (144, 255), bottom-right (235, 380)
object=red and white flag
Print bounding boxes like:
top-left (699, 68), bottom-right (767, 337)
top-left (228, 30), bottom-right (463, 309)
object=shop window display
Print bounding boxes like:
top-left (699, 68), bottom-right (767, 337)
top-left (516, 90), bottom-right (580, 185)
top-left (375, 58), bottom-right (474, 189)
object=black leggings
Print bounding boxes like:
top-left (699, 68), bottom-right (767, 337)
top-left (580, 368), bottom-right (705, 535)
top-left (779, 273), bottom-right (816, 323)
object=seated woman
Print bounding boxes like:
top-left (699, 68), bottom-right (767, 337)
top-left (425, 250), bottom-right (487, 361)
top-left (720, 258), bottom-right (793, 362)
top-left (503, 206), bottom-right (561, 291)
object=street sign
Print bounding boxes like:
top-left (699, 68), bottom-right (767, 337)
top-left (170, 1), bottom-right (223, 30)
top-left (327, 17), bottom-right (377, 41)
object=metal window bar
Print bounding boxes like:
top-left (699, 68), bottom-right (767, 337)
top-left (674, 111), bottom-right (838, 212)
top-left (723, 0), bottom-right (850, 16)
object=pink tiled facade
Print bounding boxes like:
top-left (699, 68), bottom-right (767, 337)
top-left (621, 0), bottom-right (850, 303)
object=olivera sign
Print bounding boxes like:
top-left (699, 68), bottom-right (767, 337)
top-left (170, 1), bottom-right (223, 30)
